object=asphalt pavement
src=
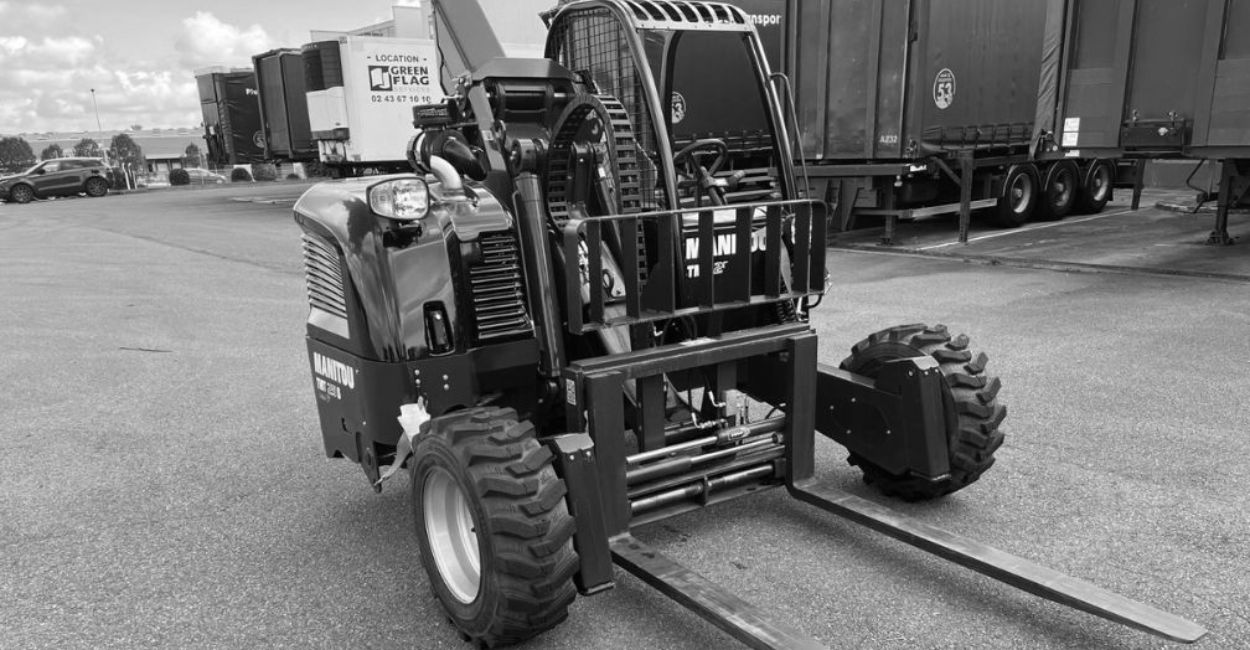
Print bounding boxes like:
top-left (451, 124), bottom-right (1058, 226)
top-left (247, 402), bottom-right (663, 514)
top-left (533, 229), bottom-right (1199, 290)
top-left (1, 183), bottom-right (1247, 649)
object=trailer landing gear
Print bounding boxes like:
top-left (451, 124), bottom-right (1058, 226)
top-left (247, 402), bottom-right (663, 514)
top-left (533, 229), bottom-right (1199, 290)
top-left (1208, 158), bottom-right (1249, 246)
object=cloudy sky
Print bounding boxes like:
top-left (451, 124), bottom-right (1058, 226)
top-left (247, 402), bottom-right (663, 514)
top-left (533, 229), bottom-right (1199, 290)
top-left (0, 0), bottom-right (424, 135)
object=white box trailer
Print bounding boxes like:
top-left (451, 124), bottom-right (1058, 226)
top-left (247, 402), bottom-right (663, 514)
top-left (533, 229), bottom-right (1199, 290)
top-left (302, 35), bottom-right (439, 175)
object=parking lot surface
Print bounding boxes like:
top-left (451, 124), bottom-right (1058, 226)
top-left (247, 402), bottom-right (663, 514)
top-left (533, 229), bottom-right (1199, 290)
top-left (2, 184), bottom-right (1247, 648)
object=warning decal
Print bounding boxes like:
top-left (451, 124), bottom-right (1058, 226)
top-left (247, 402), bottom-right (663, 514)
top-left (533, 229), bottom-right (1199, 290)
top-left (1062, 117), bottom-right (1081, 147)
top-left (933, 68), bottom-right (955, 110)
top-left (671, 92), bottom-right (687, 124)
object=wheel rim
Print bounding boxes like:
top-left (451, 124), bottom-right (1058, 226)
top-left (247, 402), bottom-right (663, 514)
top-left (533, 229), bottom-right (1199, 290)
top-left (13, 186), bottom-right (32, 202)
top-left (423, 467), bottom-right (481, 604)
top-left (87, 179), bottom-right (105, 195)
top-left (1090, 165), bottom-right (1111, 202)
top-left (1050, 169), bottom-right (1073, 208)
top-left (1010, 173), bottom-right (1034, 214)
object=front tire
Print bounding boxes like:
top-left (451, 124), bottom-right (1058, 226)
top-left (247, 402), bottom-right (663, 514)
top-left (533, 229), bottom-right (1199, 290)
top-left (85, 177), bottom-right (109, 197)
top-left (840, 324), bottom-right (1006, 500)
top-left (9, 184), bottom-right (34, 204)
top-left (412, 407), bottom-right (578, 648)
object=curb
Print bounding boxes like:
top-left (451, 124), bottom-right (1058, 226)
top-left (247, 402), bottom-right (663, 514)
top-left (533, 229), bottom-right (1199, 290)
top-left (832, 243), bottom-right (1250, 284)
top-left (1155, 199), bottom-right (1250, 215)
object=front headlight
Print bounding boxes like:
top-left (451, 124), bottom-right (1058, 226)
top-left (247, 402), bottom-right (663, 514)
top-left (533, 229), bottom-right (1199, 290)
top-left (368, 177), bottom-right (429, 221)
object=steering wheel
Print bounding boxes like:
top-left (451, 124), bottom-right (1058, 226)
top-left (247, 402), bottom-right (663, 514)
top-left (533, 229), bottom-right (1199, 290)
top-left (673, 138), bottom-right (729, 178)
top-left (673, 139), bottom-right (731, 205)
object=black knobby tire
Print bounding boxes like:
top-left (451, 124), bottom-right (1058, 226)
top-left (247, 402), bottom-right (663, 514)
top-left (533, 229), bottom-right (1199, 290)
top-left (411, 406), bottom-right (578, 648)
top-left (992, 164), bottom-right (1039, 228)
top-left (1035, 160), bottom-right (1079, 221)
top-left (839, 324), bottom-right (1006, 500)
top-left (1074, 159), bottom-right (1113, 214)
top-left (84, 177), bottom-right (109, 198)
top-left (9, 184), bottom-right (34, 204)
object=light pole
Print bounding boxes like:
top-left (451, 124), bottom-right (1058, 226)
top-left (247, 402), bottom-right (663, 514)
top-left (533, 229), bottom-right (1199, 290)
top-left (89, 87), bottom-right (114, 170)
top-left (89, 88), bottom-right (102, 133)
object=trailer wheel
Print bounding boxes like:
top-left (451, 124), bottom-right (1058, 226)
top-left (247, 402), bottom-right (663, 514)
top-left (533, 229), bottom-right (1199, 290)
top-left (992, 164), bottom-right (1039, 227)
top-left (411, 407), bottom-right (578, 648)
top-left (1074, 159), bottom-right (1114, 214)
top-left (1035, 160), bottom-right (1079, 221)
top-left (839, 324), bottom-right (1006, 501)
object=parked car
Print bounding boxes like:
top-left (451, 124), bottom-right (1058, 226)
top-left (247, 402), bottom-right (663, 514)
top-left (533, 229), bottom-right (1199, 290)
top-left (0, 158), bottom-right (113, 203)
top-left (185, 168), bottom-right (228, 184)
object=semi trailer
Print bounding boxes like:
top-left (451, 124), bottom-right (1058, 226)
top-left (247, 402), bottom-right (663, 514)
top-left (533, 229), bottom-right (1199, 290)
top-left (195, 67), bottom-right (266, 166)
top-left (1050, 0), bottom-right (1250, 245)
top-left (721, 0), bottom-right (1124, 244)
top-left (252, 49), bottom-right (316, 162)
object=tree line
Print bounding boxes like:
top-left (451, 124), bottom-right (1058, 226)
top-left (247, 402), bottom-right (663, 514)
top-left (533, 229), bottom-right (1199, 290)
top-left (0, 135), bottom-right (203, 173)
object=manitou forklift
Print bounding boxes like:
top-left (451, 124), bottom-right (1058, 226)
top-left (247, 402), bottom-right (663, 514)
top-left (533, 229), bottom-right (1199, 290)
top-left (291, 0), bottom-right (1205, 646)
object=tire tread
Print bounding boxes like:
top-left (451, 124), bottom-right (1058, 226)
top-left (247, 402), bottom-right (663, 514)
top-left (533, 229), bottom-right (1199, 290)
top-left (414, 406), bottom-right (578, 647)
top-left (839, 323), bottom-right (1007, 500)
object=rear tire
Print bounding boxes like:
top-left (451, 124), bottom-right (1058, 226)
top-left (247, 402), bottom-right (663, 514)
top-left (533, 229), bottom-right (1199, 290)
top-left (412, 407), bottom-right (578, 648)
top-left (991, 164), bottom-right (1039, 228)
top-left (1074, 159), bottom-right (1114, 214)
top-left (9, 184), bottom-right (34, 204)
top-left (1034, 160), bottom-right (1078, 221)
top-left (85, 177), bottom-right (109, 198)
top-left (839, 324), bottom-right (1006, 501)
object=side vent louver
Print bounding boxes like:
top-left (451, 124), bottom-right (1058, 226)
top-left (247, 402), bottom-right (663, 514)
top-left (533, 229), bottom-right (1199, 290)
top-left (469, 233), bottom-right (531, 343)
top-left (301, 234), bottom-right (350, 336)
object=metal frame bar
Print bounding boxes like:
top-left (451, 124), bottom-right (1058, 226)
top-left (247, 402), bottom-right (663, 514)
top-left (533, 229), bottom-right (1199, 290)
top-left (564, 323), bottom-right (807, 534)
top-left (611, 535), bottom-right (826, 649)
top-left (858, 197), bottom-right (997, 246)
top-left (785, 481), bottom-right (1207, 644)
top-left (562, 199), bottom-right (827, 333)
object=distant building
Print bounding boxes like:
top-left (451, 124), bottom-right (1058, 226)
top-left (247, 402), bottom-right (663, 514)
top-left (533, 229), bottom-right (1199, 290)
top-left (310, 5), bottom-right (426, 40)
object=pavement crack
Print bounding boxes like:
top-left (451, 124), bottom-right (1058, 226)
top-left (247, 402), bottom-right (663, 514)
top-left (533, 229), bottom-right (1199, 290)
top-left (119, 346), bottom-right (172, 353)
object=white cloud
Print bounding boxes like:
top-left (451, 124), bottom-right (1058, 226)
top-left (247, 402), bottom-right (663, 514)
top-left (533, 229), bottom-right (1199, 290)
top-left (0, 35), bottom-right (96, 67)
top-left (174, 11), bottom-right (274, 69)
top-left (0, 3), bottom-right (67, 31)
top-left (0, 8), bottom-right (261, 133)
top-left (25, 5), bottom-right (67, 21)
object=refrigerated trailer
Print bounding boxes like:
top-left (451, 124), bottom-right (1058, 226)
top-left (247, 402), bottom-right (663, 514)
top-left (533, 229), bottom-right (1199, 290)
top-left (1051, 0), bottom-right (1250, 245)
top-left (718, 0), bottom-right (1123, 243)
top-left (253, 49), bottom-right (315, 162)
top-left (302, 36), bottom-right (441, 176)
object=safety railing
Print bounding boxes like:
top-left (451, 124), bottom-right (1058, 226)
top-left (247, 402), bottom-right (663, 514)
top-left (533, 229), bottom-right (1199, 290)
top-left (561, 199), bottom-right (827, 333)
